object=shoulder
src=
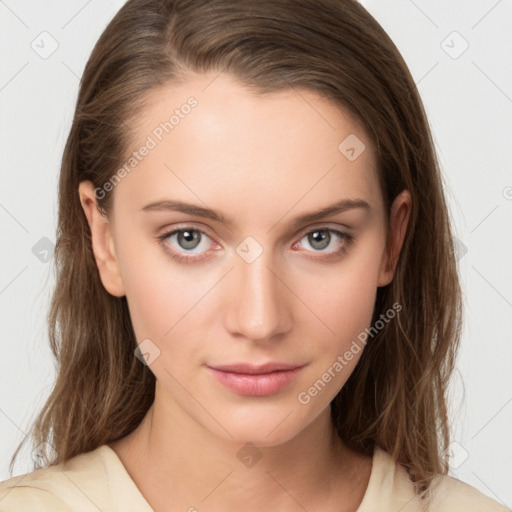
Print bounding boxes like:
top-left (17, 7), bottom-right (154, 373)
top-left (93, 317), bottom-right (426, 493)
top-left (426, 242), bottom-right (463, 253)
top-left (0, 445), bottom-right (111, 512)
top-left (427, 473), bottom-right (510, 512)
top-left (0, 483), bottom-right (71, 511)
top-left (361, 446), bottom-right (510, 512)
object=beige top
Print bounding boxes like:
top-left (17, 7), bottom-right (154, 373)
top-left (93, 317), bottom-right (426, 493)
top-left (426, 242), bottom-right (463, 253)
top-left (0, 444), bottom-right (508, 511)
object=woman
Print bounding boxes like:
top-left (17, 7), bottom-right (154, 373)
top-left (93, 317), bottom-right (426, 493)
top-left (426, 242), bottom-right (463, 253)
top-left (0, 0), bottom-right (507, 511)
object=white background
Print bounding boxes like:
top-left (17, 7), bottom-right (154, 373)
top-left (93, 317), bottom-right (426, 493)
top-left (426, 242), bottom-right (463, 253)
top-left (1, 0), bottom-right (511, 507)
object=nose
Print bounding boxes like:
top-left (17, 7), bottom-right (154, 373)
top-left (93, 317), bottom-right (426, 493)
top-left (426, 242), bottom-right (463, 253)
top-left (223, 248), bottom-right (293, 342)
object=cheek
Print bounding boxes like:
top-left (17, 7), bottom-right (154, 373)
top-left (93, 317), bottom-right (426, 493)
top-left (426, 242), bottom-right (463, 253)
top-left (295, 243), bottom-right (383, 351)
top-left (292, 255), bottom-right (381, 411)
top-left (313, 273), bottom-right (376, 366)
top-left (114, 230), bottom-right (192, 342)
top-left (116, 233), bottom-right (224, 378)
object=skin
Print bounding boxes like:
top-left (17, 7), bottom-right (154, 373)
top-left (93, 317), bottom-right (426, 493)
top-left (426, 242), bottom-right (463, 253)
top-left (79, 72), bottom-right (411, 512)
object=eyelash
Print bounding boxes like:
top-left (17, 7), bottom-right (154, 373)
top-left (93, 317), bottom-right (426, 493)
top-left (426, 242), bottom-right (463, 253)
top-left (156, 226), bottom-right (355, 264)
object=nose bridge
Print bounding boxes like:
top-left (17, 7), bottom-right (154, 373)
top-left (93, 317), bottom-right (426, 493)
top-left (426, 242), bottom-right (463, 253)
top-left (225, 239), bottom-right (291, 341)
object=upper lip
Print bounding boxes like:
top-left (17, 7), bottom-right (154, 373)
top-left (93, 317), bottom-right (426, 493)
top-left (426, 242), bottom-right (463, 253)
top-left (207, 362), bottom-right (303, 374)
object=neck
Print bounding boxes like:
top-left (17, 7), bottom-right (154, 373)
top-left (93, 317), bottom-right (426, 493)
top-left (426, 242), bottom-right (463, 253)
top-left (110, 386), bottom-right (371, 512)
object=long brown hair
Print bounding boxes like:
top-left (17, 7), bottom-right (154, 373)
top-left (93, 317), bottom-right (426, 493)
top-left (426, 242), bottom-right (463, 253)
top-left (10, 0), bottom-right (462, 498)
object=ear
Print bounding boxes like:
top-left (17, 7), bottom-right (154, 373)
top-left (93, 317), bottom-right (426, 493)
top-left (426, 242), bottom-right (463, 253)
top-left (377, 189), bottom-right (412, 287)
top-left (78, 181), bottom-right (125, 297)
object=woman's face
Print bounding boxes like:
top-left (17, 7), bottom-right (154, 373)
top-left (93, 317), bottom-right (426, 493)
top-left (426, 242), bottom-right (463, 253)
top-left (80, 72), bottom-right (409, 447)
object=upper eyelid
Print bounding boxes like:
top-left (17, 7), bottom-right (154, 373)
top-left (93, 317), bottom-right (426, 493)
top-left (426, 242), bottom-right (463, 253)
top-left (159, 222), bottom-right (350, 240)
top-left (296, 224), bottom-right (349, 237)
top-left (158, 223), bottom-right (215, 243)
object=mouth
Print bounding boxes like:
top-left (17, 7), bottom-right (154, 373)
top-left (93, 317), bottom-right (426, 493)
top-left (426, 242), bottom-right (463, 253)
top-left (206, 362), bottom-right (305, 396)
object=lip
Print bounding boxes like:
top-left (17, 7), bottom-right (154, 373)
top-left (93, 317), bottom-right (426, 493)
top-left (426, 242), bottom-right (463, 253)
top-left (206, 362), bottom-right (304, 396)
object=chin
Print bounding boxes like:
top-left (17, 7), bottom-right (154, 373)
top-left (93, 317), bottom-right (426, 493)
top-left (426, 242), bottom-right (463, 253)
top-left (199, 400), bottom-right (321, 448)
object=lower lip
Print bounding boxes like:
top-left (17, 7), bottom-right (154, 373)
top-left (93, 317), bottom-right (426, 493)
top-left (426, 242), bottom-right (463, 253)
top-left (207, 367), bottom-right (303, 396)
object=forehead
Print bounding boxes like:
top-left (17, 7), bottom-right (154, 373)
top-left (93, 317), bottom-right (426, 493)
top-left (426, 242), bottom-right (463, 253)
top-left (113, 72), bottom-right (382, 223)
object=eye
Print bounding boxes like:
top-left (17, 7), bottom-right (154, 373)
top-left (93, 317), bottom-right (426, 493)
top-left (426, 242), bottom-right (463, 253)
top-left (157, 225), bottom-right (354, 264)
top-left (157, 227), bottom-right (215, 263)
top-left (295, 228), bottom-right (354, 257)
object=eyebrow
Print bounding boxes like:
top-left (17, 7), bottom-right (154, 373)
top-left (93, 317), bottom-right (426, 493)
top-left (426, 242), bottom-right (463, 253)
top-left (141, 198), bottom-right (372, 229)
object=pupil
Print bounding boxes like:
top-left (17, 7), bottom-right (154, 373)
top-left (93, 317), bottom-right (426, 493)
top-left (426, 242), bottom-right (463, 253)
top-left (179, 230), bottom-right (199, 249)
top-left (309, 230), bottom-right (330, 250)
